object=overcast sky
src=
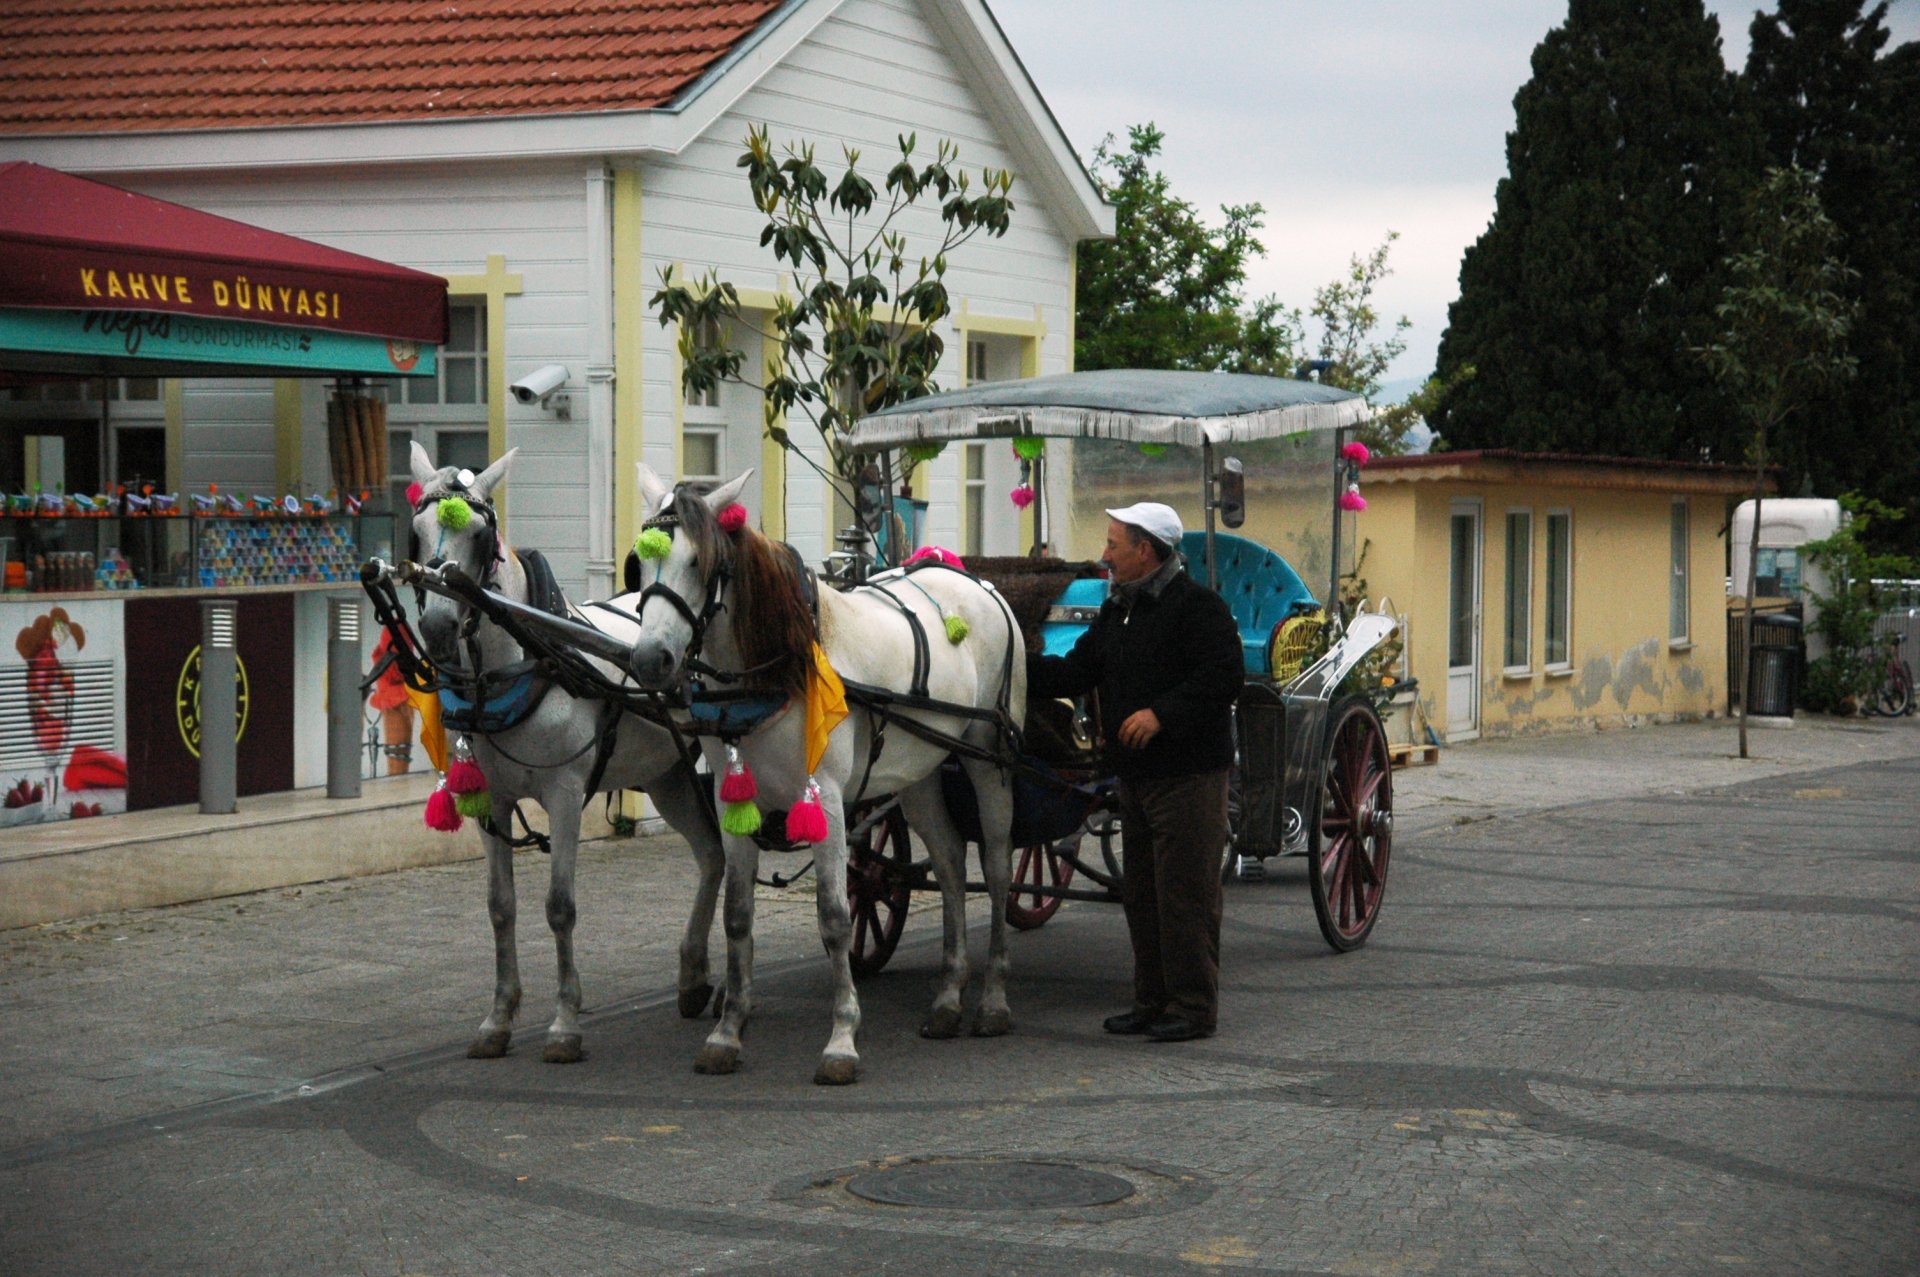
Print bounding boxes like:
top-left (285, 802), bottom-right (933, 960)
top-left (987, 0), bottom-right (1919, 397)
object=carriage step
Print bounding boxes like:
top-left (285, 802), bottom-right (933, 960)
top-left (1389, 743), bottom-right (1439, 769)
top-left (1232, 854), bottom-right (1267, 883)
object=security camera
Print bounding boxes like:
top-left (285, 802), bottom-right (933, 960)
top-left (510, 364), bottom-right (570, 405)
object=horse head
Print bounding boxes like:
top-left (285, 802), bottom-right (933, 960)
top-left (408, 441), bottom-right (517, 666)
top-left (626, 464), bottom-right (812, 698)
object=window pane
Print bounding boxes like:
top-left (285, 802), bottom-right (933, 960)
top-left (1448, 513), bottom-right (1475, 667)
top-left (1505, 512), bottom-right (1531, 668)
top-left (683, 431), bottom-right (720, 479)
top-left (450, 304), bottom-right (479, 352)
top-left (437, 431), bottom-right (490, 474)
top-left (1669, 502), bottom-right (1689, 639)
top-left (123, 378), bottom-right (160, 401)
top-left (449, 357), bottom-right (485, 405)
top-left (387, 429), bottom-right (412, 479)
top-left (1546, 514), bottom-right (1571, 666)
top-left (965, 443), bottom-right (984, 481)
top-left (964, 485), bottom-right (984, 557)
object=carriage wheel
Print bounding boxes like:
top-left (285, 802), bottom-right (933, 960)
top-left (1006, 840), bottom-right (1077, 930)
top-left (1308, 695), bottom-right (1393, 952)
top-left (847, 805), bottom-right (914, 976)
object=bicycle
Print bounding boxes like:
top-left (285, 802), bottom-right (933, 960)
top-left (1864, 631), bottom-right (1915, 718)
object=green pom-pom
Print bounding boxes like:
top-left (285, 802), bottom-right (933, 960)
top-left (721, 799), bottom-right (763, 836)
top-left (454, 790), bottom-right (492, 820)
top-left (437, 496), bottom-right (473, 530)
top-left (905, 442), bottom-right (946, 464)
top-left (944, 614), bottom-right (969, 644)
top-left (1013, 437), bottom-right (1046, 460)
top-left (1138, 443), bottom-right (1167, 457)
top-left (634, 527), bottom-right (673, 560)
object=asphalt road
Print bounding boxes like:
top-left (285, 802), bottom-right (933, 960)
top-left (1, 718), bottom-right (1915, 1276)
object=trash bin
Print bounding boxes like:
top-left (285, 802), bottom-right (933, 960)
top-left (1746, 612), bottom-right (1802, 717)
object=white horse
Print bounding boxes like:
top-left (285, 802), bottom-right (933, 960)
top-left (406, 443), bottom-right (727, 1063)
top-left (617, 465), bottom-right (1026, 1085)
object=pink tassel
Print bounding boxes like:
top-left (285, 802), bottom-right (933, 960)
top-left (717, 503), bottom-right (748, 533)
top-left (1339, 486), bottom-right (1368, 512)
top-left (719, 745), bottom-right (757, 803)
top-left (906, 545), bottom-right (966, 570)
top-left (1010, 484), bottom-right (1035, 510)
top-left (1341, 441), bottom-right (1372, 466)
top-left (405, 481), bottom-right (424, 507)
top-left (424, 786), bottom-right (463, 832)
top-left (445, 759), bottom-right (487, 794)
top-left (786, 782), bottom-right (829, 845)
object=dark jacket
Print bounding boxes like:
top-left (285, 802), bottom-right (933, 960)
top-left (1028, 564), bottom-right (1243, 780)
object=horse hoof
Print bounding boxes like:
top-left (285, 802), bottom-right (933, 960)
top-left (467, 1030), bottom-right (512, 1059)
top-left (973, 1007), bottom-right (1014, 1037)
top-left (678, 984), bottom-right (715, 1019)
top-left (814, 1056), bottom-right (859, 1086)
top-left (694, 1044), bottom-right (740, 1075)
top-left (542, 1036), bottom-right (585, 1064)
top-left (919, 1006), bottom-right (964, 1040)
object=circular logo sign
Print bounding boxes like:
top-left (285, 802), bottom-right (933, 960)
top-left (175, 645), bottom-right (251, 759)
top-left (386, 339), bottom-right (421, 373)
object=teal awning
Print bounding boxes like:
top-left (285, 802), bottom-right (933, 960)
top-left (0, 305), bottom-right (436, 379)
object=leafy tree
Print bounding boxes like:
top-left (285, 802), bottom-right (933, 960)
top-left (1074, 123), bottom-right (1299, 374)
top-left (1698, 164), bottom-right (1857, 755)
top-left (652, 126), bottom-right (1014, 506)
top-left (1799, 494), bottom-right (1917, 713)
top-left (1746, 1), bottom-right (1920, 554)
top-left (1431, 0), bottom-right (1760, 460)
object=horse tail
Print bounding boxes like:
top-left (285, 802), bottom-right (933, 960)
top-left (732, 531), bottom-right (814, 700)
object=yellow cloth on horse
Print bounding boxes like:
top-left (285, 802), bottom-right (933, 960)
top-left (804, 642), bottom-right (847, 777)
top-left (407, 680), bottom-right (449, 773)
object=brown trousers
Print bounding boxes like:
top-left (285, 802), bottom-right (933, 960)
top-left (1116, 769), bottom-right (1229, 1028)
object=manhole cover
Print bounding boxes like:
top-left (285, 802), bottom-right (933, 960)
top-left (846, 1158), bottom-right (1136, 1210)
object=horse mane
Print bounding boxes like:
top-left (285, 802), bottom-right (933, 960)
top-left (671, 484), bottom-right (813, 700)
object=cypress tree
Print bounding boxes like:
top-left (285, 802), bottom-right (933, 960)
top-left (1431, 0), bottom-right (1760, 459)
top-left (1747, 2), bottom-right (1920, 553)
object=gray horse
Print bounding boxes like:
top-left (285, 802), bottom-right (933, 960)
top-left (407, 443), bottom-right (724, 1062)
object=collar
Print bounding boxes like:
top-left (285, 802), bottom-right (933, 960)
top-left (1113, 551), bottom-right (1185, 609)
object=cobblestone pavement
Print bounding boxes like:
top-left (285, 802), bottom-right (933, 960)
top-left (1, 715), bottom-right (1916, 1276)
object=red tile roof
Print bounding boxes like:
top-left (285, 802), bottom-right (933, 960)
top-left (0, 0), bottom-right (789, 135)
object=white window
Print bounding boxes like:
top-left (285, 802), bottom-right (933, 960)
top-left (375, 299), bottom-right (486, 406)
top-left (962, 443), bottom-right (986, 557)
top-left (687, 316), bottom-right (723, 410)
top-left (1545, 510), bottom-right (1572, 669)
top-left (1670, 499), bottom-right (1690, 643)
top-left (967, 339), bottom-right (989, 384)
top-left (1504, 510), bottom-right (1532, 671)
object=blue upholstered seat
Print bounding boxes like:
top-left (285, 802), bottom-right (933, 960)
top-left (1179, 531), bottom-right (1317, 675)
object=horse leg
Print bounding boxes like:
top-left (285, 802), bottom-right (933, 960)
top-left (812, 806), bottom-right (860, 1085)
top-left (650, 764), bottom-right (722, 1018)
top-left (468, 824), bottom-right (521, 1058)
top-left (541, 797), bottom-right (587, 1063)
top-left (696, 836), bottom-right (757, 1075)
top-left (965, 759), bottom-right (1017, 1037)
top-left (900, 779), bottom-right (971, 1040)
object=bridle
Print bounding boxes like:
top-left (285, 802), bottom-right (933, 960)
top-left (414, 472), bottom-right (505, 642)
top-left (630, 500), bottom-right (735, 687)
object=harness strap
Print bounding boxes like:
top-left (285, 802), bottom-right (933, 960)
top-left (858, 579), bottom-right (931, 698)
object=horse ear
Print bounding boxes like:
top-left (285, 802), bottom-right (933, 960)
top-left (470, 448), bottom-right (517, 500)
top-left (636, 463), bottom-right (670, 518)
top-left (704, 469), bottom-right (754, 514)
top-left (409, 440), bottom-right (437, 487)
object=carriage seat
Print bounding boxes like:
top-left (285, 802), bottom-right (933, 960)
top-left (1179, 531), bottom-right (1317, 676)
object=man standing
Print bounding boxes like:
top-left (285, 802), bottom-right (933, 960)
top-left (1028, 503), bottom-right (1243, 1041)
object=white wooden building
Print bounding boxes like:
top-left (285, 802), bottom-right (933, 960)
top-left (1, 0), bottom-right (1113, 596)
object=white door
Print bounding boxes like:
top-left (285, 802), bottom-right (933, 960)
top-left (1447, 502), bottom-right (1482, 740)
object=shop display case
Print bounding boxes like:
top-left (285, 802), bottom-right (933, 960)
top-left (0, 506), bottom-right (391, 594)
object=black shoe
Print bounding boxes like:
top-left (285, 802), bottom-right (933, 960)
top-left (1102, 1008), bottom-right (1162, 1035)
top-left (1144, 1015), bottom-right (1214, 1042)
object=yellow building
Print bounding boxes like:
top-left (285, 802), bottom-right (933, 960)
top-left (1346, 451), bottom-right (1757, 740)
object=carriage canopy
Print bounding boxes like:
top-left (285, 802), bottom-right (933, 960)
top-left (844, 368), bottom-right (1369, 453)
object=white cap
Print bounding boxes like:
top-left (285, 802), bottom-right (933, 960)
top-left (1105, 502), bottom-right (1183, 550)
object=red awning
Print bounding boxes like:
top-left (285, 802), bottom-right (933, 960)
top-left (0, 162), bottom-right (447, 345)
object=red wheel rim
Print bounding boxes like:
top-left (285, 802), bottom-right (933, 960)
top-left (1005, 841), bottom-right (1075, 930)
top-left (847, 808), bottom-right (912, 976)
top-left (1318, 707), bottom-right (1390, 941)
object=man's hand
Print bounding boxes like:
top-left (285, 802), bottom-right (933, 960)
top-left (1118, 708), bottom-right (1162, 749)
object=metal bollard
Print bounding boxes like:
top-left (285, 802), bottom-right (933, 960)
top-left (327, 597), bottom-right (363, 798)
top-left (199, 599), bottom-right (238, 815)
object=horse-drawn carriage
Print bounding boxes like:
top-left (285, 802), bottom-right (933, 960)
top-left (363, 368), bottom-right (1398, 1084)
